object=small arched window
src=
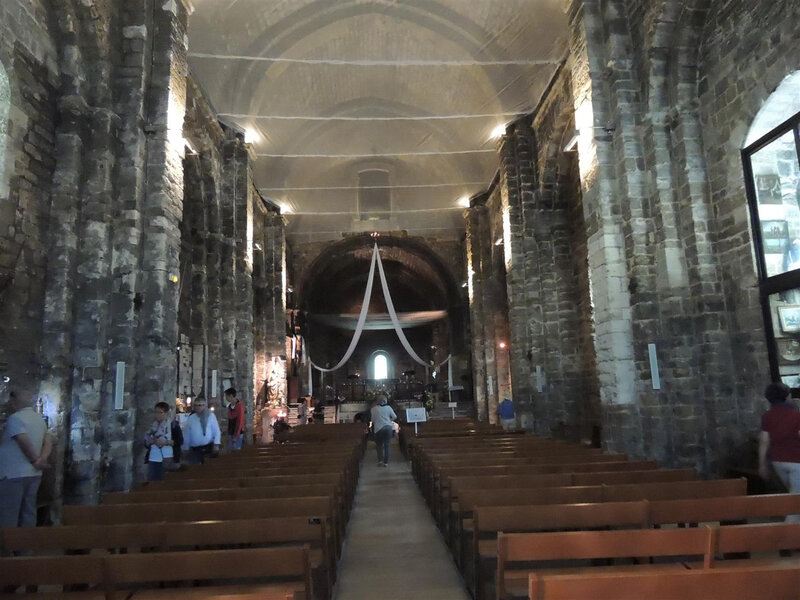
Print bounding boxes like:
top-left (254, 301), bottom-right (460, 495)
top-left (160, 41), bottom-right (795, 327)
top-left (373, 353), bottom-right (388, 380)
top-left (0, 60), bottom-right (10, 196)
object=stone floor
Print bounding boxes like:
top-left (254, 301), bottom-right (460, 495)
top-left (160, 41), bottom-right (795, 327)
top-left (333, 439), bottom-right (471, 600)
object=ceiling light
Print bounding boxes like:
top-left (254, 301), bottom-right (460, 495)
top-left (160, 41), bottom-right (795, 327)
top-left (490, 124), bottom-right (506, 140)
top-left (494, 237), bottom-right (503, 246)
top-left (457, 196), bottom-right (471, 208)
top-left (244, 127), bottom-right (261, 144)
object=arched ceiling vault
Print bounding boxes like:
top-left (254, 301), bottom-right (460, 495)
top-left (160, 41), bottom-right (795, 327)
top-left (189, 1), bottom-right (568, 241)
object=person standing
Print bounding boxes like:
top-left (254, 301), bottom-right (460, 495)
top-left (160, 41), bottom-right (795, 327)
top-left (759, 382), bottom-right (800, 521)
top-left (225, 387), bottom-right (244, 450)
top-left (497, 397), bottom-right (516, 431)
top-left (144, 401), bottom-right (174, 481)
top-left (0, 391), bottom-right (52, 528)
top-left (182, 396), bottom-right (221, 465)
top-left (370, 394), bottom-right (397, 467)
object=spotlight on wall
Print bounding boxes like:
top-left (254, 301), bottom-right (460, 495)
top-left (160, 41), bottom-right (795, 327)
top-left (279, 203), bottom-right (293, 214)
top-left (244, 128), bottom-right (261, 145)
top-left (182, 138), bottom-right (198, 155)
top-left (498, 341), bottom-right (507, 349)
top-left (490, 123), bottom-right (506, 140)
top-left (286, 286), bottom-right (294, 294)
top-left (254, 243), bottom-right (263, 251)
top-left (457, 195), bottom-right (471, 208)
top-left (494, 237), bottom-right (503, 246)
top-left (461, 282), bottom-right (468, 288)
top-left (563, 130), bottom-right (580, 152)
top-left (170, 274), bottom-right (179, 283)
top-left (2, 376), bottom-right (9, 383)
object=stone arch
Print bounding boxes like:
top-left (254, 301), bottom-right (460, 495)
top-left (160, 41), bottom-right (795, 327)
top-left (745, 71), bottom-right (800, 147)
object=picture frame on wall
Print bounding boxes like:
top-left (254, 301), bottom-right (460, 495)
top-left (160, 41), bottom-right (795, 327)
top-left (761, 219), bottom-right (790, 255)
top-left (778, 305), bottom-right (800, 333)
top-left (756, 173), bottom-right (783, 204)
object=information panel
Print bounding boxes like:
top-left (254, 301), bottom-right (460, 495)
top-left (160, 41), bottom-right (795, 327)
top-left (406, 407), bottom-right (428, 423)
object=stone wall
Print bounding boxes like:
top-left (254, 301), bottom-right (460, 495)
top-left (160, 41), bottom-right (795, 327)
top-left (0, 0), bottom-right (58, 401)
top-left (698, 0), bottom-right (800, 447)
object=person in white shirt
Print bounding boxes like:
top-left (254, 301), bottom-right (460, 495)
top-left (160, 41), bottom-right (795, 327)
top-left (0, 391), bottom-right (52, 527)
top-left (370, 394), bottom-right (397, 467)
top-left (182, 396), bottom-right (221, 464)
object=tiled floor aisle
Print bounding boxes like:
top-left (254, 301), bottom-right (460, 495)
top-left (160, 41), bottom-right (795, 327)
top-left (333, 439), bottom-right (471, 600)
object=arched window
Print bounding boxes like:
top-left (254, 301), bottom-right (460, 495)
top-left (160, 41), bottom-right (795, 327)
top-left (742, 71), bottom-right (800, 381)
top-left (373, 353), bottom-right (389, 380)
top-left (0, 60), bottom-right (10, 196)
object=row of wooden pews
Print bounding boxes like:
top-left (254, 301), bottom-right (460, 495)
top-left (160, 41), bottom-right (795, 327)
top-left (405, 421), bottom-right (800, 600)
top-left (0, 422), bottom-right (367, 600)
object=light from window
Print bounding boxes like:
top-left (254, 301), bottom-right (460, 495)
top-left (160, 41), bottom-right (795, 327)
top-left (374, 354), bottom-right (388, 380)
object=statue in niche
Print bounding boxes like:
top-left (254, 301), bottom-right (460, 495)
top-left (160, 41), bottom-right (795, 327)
top-left (266, 357), bottom-right (286, 407)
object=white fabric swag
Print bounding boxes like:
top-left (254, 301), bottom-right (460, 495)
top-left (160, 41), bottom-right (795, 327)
top-left (309, 243), bottom-right (451, 373)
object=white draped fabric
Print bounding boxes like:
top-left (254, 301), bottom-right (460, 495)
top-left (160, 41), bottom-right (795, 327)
top-left (309, 310), bottom-right (447, 330)
top-left (309, 245), bottom-right (378, 373)
top-left (308, 243), bottom-right (452, 374)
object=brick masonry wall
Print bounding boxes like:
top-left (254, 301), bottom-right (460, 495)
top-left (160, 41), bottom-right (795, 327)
top-left (698, 0), bottom-right (800, 445)
top-left (0, 1), bottom-right (58, 401)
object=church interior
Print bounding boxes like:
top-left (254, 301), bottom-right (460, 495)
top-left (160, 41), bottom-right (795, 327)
top-left (1, 0), bottom-right (800, 598)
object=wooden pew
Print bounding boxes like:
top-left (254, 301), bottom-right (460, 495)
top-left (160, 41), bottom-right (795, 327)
top-left (1, 517), bottom-right (334, 599)
top-left (470, 493), bottom-right (800, 600)
top-left (430, 460), bottom-right (659, 517)
top-left (497, 522), bottom-right (800, 599)
top-left (0, 546), bottom-right (313, 600)
top-left (528, 564), bottom-right (800, 600)
top-left (451, 479), bottom-right (744, 559)
top-left (105, 546), bottom-right (312, 600)
top-left (62, 497), bottom-right (342, 560)
top-left (443, 469), bottom-right (696, 536)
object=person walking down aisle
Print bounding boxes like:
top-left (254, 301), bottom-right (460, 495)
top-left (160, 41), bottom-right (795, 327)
top-left (759, 382), bottom-right (800, 521)
top-left (183, 396), bottom-right (221, 465)
top-left (370, 394), bottom-right (397, 467)
top-left (225, 388), bottom-right (245, 450)
top-left (0, 391), bottom-right (52, 527)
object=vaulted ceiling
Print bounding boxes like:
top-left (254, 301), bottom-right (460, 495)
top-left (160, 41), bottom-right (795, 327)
top-left (188, 1), bottom-right (568, 243)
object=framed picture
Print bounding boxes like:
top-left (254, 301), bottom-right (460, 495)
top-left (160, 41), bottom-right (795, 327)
top-left (781, 374), bottom-right (800, 389)
top-left (778, 305), bottom-right (800, 333)
top-left (756, 174), bottom-right (783, 205)
top-left (761, 219), bottom-right (790, 255)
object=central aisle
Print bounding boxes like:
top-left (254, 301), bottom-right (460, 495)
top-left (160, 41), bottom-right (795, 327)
top-left (333, 440), bottom-right (471, 600)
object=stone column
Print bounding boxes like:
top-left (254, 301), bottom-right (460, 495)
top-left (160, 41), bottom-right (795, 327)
top-left (105, 13), bottom-right (150, 494)
top-left (67, 108), bottom-right (117, 503)
top-left (38, 101), bottom-right (84, 516)
top-left (465, 203), bottom-right (488, 420)
top-left (203, 154), bottom-right (223, 402)
top-left (133, 0), bottom-right (190, 472)
top-left (498, 123), bottom-right (537, 426)
top-left (479, 200), bottom-right (501, 423)
top-left (567, 0), bottom-right (639, 454)
top-left (231, 139), bottom-right (255, 432)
